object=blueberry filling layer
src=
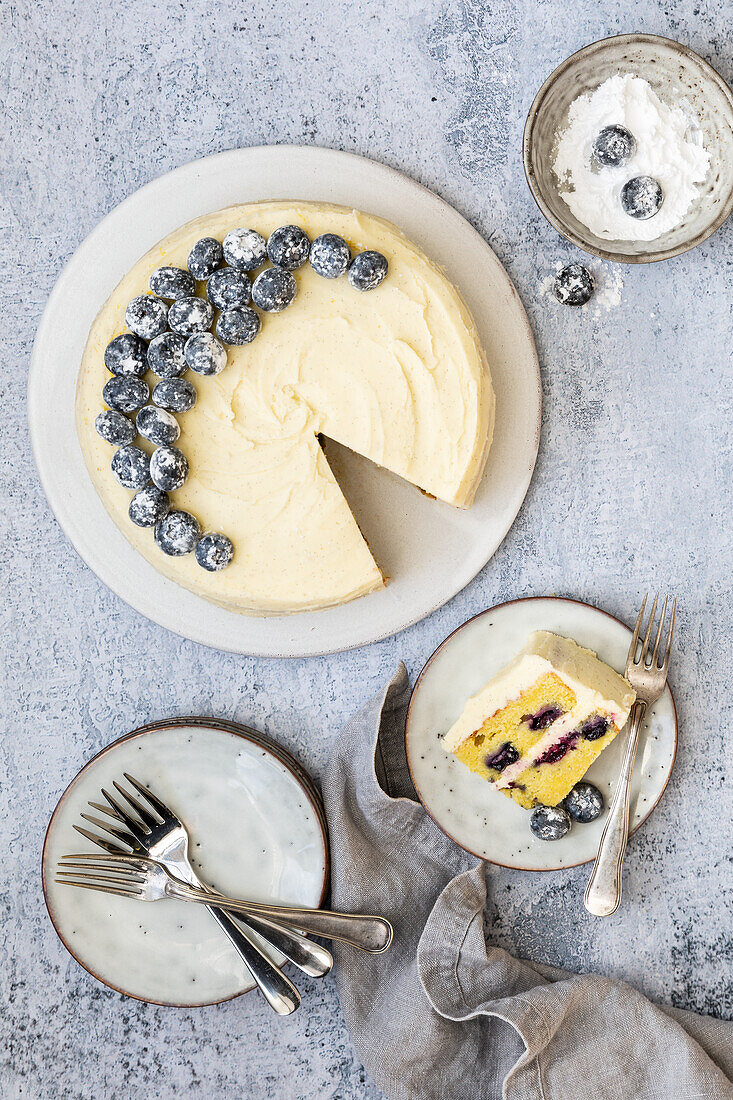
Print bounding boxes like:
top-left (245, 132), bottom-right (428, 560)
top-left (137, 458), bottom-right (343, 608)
top-left (484, 742), bottom-right (520, 772)
top-left (533, 730), bottom-right (580, 766)
top-left (522, 706), bottom-right (563, 731)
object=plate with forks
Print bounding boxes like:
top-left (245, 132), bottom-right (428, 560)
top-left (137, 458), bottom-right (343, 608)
top-left (42, 717), bottom-right (333, 1007)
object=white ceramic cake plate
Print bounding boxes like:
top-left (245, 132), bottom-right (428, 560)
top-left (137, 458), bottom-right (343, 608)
top-left (42, 719), bottom-right (329, 1006)
top-left (28, 145), bottom-right (541, 657)
top-left (405, 597), bottom-right (677, 871)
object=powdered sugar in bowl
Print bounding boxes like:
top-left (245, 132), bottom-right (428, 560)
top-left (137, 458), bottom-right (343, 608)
top-left (523, 34), bottom-right (733, 263)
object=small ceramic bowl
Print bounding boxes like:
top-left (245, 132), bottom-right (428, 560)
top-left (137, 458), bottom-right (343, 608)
top-left (523, 34), bottom-right (733, 263)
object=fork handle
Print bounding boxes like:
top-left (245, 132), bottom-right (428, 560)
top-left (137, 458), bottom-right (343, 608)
top-left (584, 701), bottom-right (646, 917)
top-left (206, 904), bottom-right (301, 1014)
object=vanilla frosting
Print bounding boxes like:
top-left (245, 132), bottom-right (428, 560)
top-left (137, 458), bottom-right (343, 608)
top-left (76, 202), bottom-right (494, 614)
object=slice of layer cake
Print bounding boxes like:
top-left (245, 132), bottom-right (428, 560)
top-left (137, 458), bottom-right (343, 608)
top-left (442, 632), bottom-right (636, 809)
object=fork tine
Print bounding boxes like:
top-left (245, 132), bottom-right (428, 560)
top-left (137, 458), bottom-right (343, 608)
top-left (73, 824), bottom-right (132, 854)
top-left (628, 593), bottom-right (647, 665)
top-left (80, 813), bottom-right (137, 845)
top-left (661, 597), bottom-right (677, 671)
top-left (60, 852), bottom-right (150, 867)
top-left (123, 773), bottom-right (174, 820)
top-left (54, 879), bottom-right (142, 899)
top-left (88, 801), bottom-right (122, 819)
top-left (650, 595), bottom-right (669, 668)
top-left (56, 868), bottom-right (145, 885)
top-left (640, 592), bottom-right (659, 665)
top-left (112, 780), bottom-right (159, 828)
top-left (100, 788), bottom-right (149, 841)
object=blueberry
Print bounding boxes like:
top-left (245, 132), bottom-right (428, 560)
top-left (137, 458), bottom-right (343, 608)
top-left (484, 742), bottom-right (520, 772)
top-left (534, 731), bottom-right (579, 766)
top-left (266, 225), bottom-right (310, 270)
top-left (125, 295), bottom-right (168, 340)
top-left (592, 125), bottom-right (636, 168)
top-left (111, 444), bottom-right (150, 490)
top-left (216, 306), bottom-right (261, 346)
top-left (206, 268), bottom-right (251, 310)
top-left (150, 445), bottom-right (189, 491)
top-left (103, 376), bottom-right (149, 414)
top-left (129, 485), bottom-right (170, 528)
top-left (104, 333), bottom-right (147, 377)
top-left (529, 805), bottom-right (571, 842)
top-left (184, 332), bottom-right (228, 375)
top-left (223, 228), bottom-right (267, 272)
top-left (196, 532), bottom-right (234, 572)
top-left (309, 233), bottom-right (351, 279)
top-left (136, 405), bottom-right (180, 446)
top-left (553, 263), bottom-right (594, 307)
top-left (526, 706), bottom-right (563, 731)
top-left (564, 782), bottom-right (604, 823)
top-left (348, 250), bottom-right (388, 291)
top-left (154, 510), bottom-right (201, 556)
top-left (168, 296), bottom-right (214, 336)
top-left (621, 176), bottom-right (664, 220)
top-left (152, 378), bottom-right (197, 413)
top-left (149, 266), bottom-right (196, 301)
top-left (147, 332), bottom-right (187, 378)
top-left (187, 237), bottom-right (223, 280)
top-left (95, 409), bottom-right (136, 446)
top-left (251, 267), bottom-right (297, 313)
top-left (581, 716), bottom-right (609, 742)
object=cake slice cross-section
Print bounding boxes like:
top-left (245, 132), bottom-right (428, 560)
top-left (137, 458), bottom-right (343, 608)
top-left (442, 631), bottom-right (636, 810)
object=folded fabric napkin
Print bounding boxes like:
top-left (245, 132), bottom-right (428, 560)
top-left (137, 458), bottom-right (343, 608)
top-left (321, 666), bottom-right (733, 1100)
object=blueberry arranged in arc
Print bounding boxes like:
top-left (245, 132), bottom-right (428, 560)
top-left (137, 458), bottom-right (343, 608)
top-left (104, 333), bottom-right (148, 377)
top-left (206, 268), bottom-right (251, 311)
top-left (581, 715), bottom-right (609, 742)
top-left (103, 375), bottom-right (149, 414)
top-left (129, 485), bottom-right (170, 528)
top-left (266, 225), bottom-right (310, 270)
top-left (168, 296), bottom-right (214, 336)
top-left (564, 782), bottom-right (604, 823)
top-left (223, 228), bottom-right (267, 272)
top-left (184, 332), bottom-right (228, 375)
top-left (348, 250), bottom-right (388, 291)
top-left (529, 804), bottom-right (571, 842)
top-left (251, 267), bottom-right (297, 313)
top-left (150, 445), bottom-right (189, 491)
top-left (187, 237), bottom-right (224, 280)
top-left (147, 332), bottom-right (187, 378)
top-left (95, 409), bottom-right (136, 447)
top-left (216, 306), bottom-right (261, 346)
top-left (149, 266), bottom-right (196, 301)
top-left (592, 125), bottom-right (636, 168)
top-left (620, 176), bottom-right (664, 220)
top-left (196, 532), bottom-right (234, 572)
top-left (553, 263), bottom-right (594, 307)
top-left (154, 510), bottom-right (201, 556)
top-left (111, 444), bottom-right (150, 490)
top-left (136, 405), bottom-right (180, 446)
top-left (309, 233), bottom-right (351, 279)
top-left (124, 295), bottom-right (168, 340)
top-left (152, 378), bottom-right (197, 413)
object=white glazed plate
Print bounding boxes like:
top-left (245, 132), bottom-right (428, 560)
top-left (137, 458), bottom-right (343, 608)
top-left (405, 597), bottom-right (677, 871)
top-left (42, 720), bottom-right (329, 1006)
top-left (28, 145), bottom-right (540, 657)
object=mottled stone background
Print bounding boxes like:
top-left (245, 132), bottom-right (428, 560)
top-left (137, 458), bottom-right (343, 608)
top-left (2, 0), bottom-right (732, 1097)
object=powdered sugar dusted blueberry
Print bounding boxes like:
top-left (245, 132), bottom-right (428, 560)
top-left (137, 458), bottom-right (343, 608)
top-left (530, 805), bottom-right (571, 841)
top-left (95, 410), bottom-right (136, 447)
top-left (155, 510), bottom-right (200, 556)
top-left (309, 233), bottom-right (350, 278)
top-left (184, 332), bottom-right (228, 375)
top-left (136, 405), bottom-right (180, 446)
top-left (553, 264), bottom-right (594, 307)
top-left (267, 225), bottom-right (310, 270)
top-left (168, 296), bottom-right (214, 336)
top-left (564, 782), bottom-right (604, 823)
top-left (103, 376), bottom-right (149, 414)
top-left (104, 333), bottom-right (147, 377)
top-left (348, 250), bottom-right (388, 291)
top-left (223, 228), bottom-right (267, 272)
top-left (129, 485), bottom-right (170, 528)
top-left (592, 125), bottom-right (636, 168)
top-left (621, 176), bottom-right (664, 220)
top-left (153, 378), bottom-right (197, 413)
top-left (216, 306), bottom-right (261, 346)
top-left (251, 267), bottom-right (297, 313)
top-left (149, 266), bottom-right (196, 301)
top-left (196, 532), bottom-right (234, 571)
top-left (206, 268), bottom-right (251, 310)
top-left (150, 445), bottom-right (189, 491)
top-left (125, 295), bottom-right (168, 340)
top-left (147, 332), bottom-right (187, 378)
top-left (111, 444), bottom-right (150, 489)
top-left (187, 237), bottom-right (223, 280)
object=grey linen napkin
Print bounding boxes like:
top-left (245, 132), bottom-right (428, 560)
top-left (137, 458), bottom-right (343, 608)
top-left (321, 666), bottom-right (733, 1100)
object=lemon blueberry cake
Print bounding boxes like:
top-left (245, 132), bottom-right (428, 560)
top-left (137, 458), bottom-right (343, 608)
top-left (442, 631), bottom-right (635, 810)
top-left (76, 201), bottom-right (495, 614)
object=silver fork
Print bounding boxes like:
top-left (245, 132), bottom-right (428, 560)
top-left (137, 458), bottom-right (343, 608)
top-left (72, 773), bottom-right (331, 1013)
top-left (584, 594), bottom-right (676, 917)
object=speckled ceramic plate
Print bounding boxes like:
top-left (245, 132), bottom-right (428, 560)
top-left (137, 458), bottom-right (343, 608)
top-left (42, 718), bottom-right (329, 1006)
top-left (405, 597), bottom-right (677, 871)
top-left (28, 145), bottom-right (540, 657)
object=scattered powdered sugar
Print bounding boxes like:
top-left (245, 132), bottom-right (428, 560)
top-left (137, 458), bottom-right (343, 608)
top-left (539, 261), bottom-right (624, 314)
top-left (553, 73), bottom-right (710, 241)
